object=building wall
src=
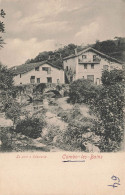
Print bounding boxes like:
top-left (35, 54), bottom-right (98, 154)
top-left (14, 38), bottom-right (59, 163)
top-left (14, 63), bottom-right (64, 85)
top-left (63, 50), bottom-right (122, 84)
top-left (77, 51), bottom-right (122, 84)
top-left (63, 57), bottom-right (76, 73)
top-left (63, 57), bottom-right (78, 81)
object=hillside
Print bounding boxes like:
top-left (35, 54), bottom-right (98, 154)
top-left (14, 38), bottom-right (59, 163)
top-left (24, 37), bottom-right (125, 68)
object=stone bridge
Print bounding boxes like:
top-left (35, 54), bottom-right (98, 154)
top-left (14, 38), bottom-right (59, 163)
top-left (16, 83), bottom-right (63, 102)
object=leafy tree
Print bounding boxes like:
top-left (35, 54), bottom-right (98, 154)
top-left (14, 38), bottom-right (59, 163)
top-left (101, 69), bottom-right (124, 86)
top-left (4, 99), bottom-right (21, 127)
top-left (0, 63), bottom-right (14, 90)
top-left (0, 9), bottom-right (6, 47)
top-left (93, 40), bottom-right (117, 54)
top-left (69, 79), bottom-right (100, 104)
top-left (15, 118), bottom-right (45, 139)
top-left (91, 70), bottom-right (124, 151)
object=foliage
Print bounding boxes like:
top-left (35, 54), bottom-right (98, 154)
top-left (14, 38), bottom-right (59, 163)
top-left (90, 70), bottom-right (124, 151)
top-left (94, 40), bottom-right (117, 54)
top-left (34, 83), bottom-right (46, 94)
top-left (91, 84), bottom-right (124, 141)
top-left (15, 117), bottom-right (45, 139)
top-left (0, 9), bottom-right (6, 47)
top-left (0, 63), bottom-right (14, 90)
top-left (25, 43), bottom-right (77, 67)
top-left (1, 95), bottom-right (21, 125)
top-left (23, 37), bottom-right (125, 70)
top-left (62, 116), bottom-right (96, 151)
top-left (101, 69), bottom-right (124, 85)
top-left (67, 70), bottom-right (124, 152)
top-left (69, 79), bottom-right (100, 104)
top-left (0, 127), bottom-right (13, 152)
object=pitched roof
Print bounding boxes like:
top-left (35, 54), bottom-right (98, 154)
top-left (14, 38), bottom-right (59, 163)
top-left (10, 61), bottom-right (63, 75)
top-left (63, 47), bottom-right (123, 64)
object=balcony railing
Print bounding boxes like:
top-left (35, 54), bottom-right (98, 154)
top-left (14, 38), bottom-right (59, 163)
top-left (78, 58), bottom-right (101, 64)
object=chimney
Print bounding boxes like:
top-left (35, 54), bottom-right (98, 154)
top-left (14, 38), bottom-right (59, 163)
top-left (74, 48), bottom-right (77, 55)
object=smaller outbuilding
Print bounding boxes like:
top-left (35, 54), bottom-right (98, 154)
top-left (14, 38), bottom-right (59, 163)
top-left (10, 61), bottom-right (64, 85)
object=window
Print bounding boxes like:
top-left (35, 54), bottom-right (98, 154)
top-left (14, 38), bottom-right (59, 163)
top-left (30, 76), bottom-right (35, 84)
top-left (57, 79), bottom-right (60, 84)
top-left (66, 66), bottom-right (68, 71)
top-left (96, 78), bottom-right (100, 85)
top-left (42, 67), bottom-right (48, 71)
top-left (35, 66), bottom-right (39, 71)
top-left (87, 75), bottom-right (94, 82)
top-left (47, 67), bottom-right (51, 74)
top-left (93, 55), bottom-right (97, 58)
top-left (91, 64), bottom-right (94, 69)
top-left (20, 74), bottom-right (21, 78)
top-left (37, 78), bottom-right (40, 83)
top-left (82, 55), bottom-right (87, 59)
top-left (42, 67), bottom-right (51, 74)
top-left (47, 77), bottom-right (52, 83)
top-left (84, 64), bottom-right (87, 69)
top-left (103, 65), bottom-right (109, 70)
top-left (70, 76), bottom-right (73, 82)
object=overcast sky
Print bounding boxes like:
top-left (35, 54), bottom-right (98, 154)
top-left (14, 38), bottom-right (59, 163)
top-left (0, 0), bottom-right (125, 67)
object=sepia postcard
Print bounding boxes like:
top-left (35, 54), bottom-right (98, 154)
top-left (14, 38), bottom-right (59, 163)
top-left (0, 0), bottom-right (125, 194)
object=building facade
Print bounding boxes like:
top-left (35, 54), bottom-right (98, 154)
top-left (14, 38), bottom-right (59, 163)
top-left (63, 47), bottom-right (123, 84)
top-left (12, 61), bottom-right (64, 85)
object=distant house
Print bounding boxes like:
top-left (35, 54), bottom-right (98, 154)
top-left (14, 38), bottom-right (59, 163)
top-left (63, 47), bottom-right (123, 84)
top-left (11, 61), bottom-right (64, 85)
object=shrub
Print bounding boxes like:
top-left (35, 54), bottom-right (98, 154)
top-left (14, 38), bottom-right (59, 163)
top-left (0, 127), bottom-right (13, 152)
top-left (15, 118), bottom-right (45, 139)
top-left (90, 70), bottom-right (124, 151)
top-left (34, 83), bottom-right (46, 93)
top-left (62, 118), bottom-right (95, 151)
top-left (101, 69), bottom-right (124, 85)
top-left (69, 79), bottom-right (100, 104)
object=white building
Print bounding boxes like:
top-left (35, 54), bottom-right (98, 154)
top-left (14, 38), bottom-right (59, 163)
top-left (11, 61), bottom-right (64, 85)
top-left (63, 47), bottom-right (123, 84)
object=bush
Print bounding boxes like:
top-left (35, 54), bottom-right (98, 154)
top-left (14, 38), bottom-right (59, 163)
top-left (68, 70), bottom-right (124, 152)
top-left (90, 70), bottom-right (124, 151)
top-left (15, 118), bottom-right (45, 139)
top-left (69, 79), bottom-right (100, 104)
top-left (34, 83), bottom-right (46, 93)
top-left (101, 69), bottom-right (124, 85)
top-left (62, 118), bottom-right (95, 151)
top-left (0, 127), bottom-right (13, 152)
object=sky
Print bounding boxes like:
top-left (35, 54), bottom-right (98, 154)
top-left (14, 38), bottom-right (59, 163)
top-left (0, 0), bottom-right (125, 67)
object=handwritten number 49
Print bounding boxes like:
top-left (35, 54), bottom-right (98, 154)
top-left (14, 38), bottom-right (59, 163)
top-left (108, 175), bottom-right (120, 188)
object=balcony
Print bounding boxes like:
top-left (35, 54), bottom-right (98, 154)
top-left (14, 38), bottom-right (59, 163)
top-left (78, 57), bottom-right (101, 64)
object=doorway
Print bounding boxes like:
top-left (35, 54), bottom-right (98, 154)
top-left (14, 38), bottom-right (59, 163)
top-left (47, 77), bottom-right (52, 83)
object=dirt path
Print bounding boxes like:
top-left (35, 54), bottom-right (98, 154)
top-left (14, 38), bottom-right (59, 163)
top-left (45, 111), bottom-right (68, 131)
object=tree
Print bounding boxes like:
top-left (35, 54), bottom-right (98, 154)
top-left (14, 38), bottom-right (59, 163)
top-left (4, 97), bottom-right (21, 127)
top-left (94, 40), bottom-right (117, 54)
top-left (69, 79), bottom-right (100, 104)
top-left (0, 9), bottom-right (6, 47)
top-left (101, 69), bottom-right (124, 86)
top-left (91, 70), bottom-right (124, 151)
top-left (0, 63), bottom-right (14, 90)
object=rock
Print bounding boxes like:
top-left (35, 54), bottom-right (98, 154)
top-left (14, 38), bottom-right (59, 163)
top-left (82, 142), bottom-right (100, 152)
top-left (82, 132), bottom-right (93, 139)
top-left (41, 128), bottom-right (48, 136)
top-left (53, 136), bottom-right (58, 143)
top-left (0, 117), bottom-right (13, 127)
top-left (32, 139), bottom-right (47, 148)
